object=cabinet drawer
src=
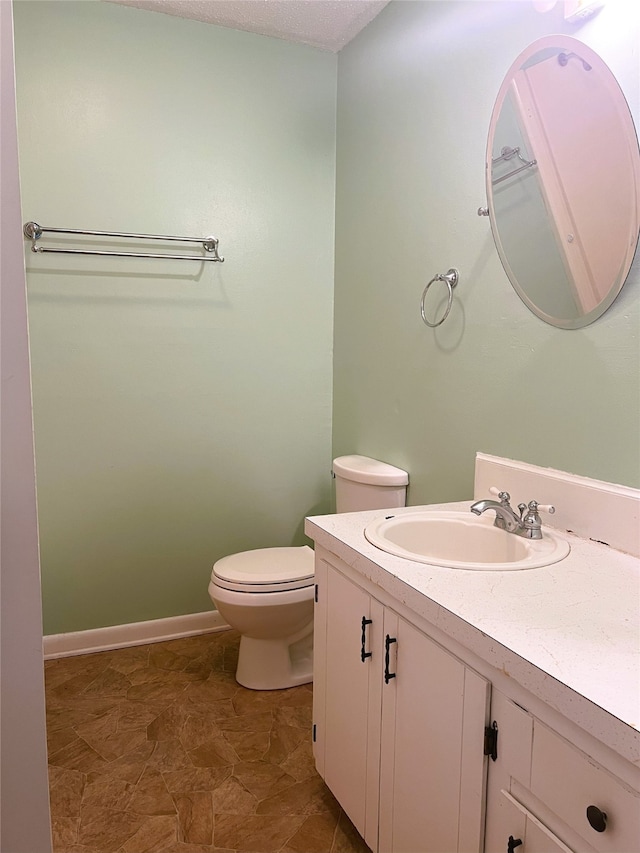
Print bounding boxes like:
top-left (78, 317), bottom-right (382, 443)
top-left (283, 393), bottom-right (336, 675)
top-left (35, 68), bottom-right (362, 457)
top-left (530, 723), bottom-right (640, 853)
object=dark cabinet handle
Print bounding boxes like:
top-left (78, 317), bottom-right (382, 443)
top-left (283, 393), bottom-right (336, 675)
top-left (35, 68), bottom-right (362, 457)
top-left (384, 634), bottom-right (397, 683)
top-left (507, 836), bottom-right (522, 853)
top-left (586, 805), bottom-right (607, 832)
top-left (361, 617), bottom-right (372, 662)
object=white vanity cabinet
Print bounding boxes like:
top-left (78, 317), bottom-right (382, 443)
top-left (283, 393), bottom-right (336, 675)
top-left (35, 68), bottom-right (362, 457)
top-left (378, 608), bottom-right (490, 853)
top-left (307, 463), bottom-right (640, 853)
top-left (312, 552), bottom-right (491, 853)
top-left (484, 691), bottom-right (640, 853)
top-left (312, 556), bottom-right (383, 846)
top-left (311, 546), bottom-right (640, 853)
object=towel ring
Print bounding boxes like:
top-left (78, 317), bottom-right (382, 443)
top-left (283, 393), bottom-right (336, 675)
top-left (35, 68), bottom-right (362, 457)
top-left (420, 268), bottom-right (459, 327)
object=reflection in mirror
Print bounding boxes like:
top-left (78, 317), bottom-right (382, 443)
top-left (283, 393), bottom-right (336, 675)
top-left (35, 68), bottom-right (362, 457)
top-left (486, 36), bottom-right (640, 328)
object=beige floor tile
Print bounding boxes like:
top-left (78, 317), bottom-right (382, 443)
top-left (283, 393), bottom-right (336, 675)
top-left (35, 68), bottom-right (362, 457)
top-left (119, 814), bottom-right (178, 853)
top-left (116, 698), bottom-right (172, 731)
top-left (256, 777), bottom-right (340, 818)
top-left (51, 815), bottom-right (80, 849)
top-left (162, 766), bottom-right (232, 795)
top-left (48, 669), bottom-right (111, 703)
top-left (82, 774), bottom-right (137, 812)
top-left (77, 806), bottom-right (145, 852)
top-left (222, 728), bottom-right (271, 761)
top-left (126, 673), bottom-right (192, 701)
top-left (48, 734), bottom-right (109, 774)
top-left (81, 666), bottom-right (132, 698)
top-left (49, 764), bottom-right (80, 789)
top-left (213, 813), bottom-right (305, 852)
top-left (179, 710), bottom-right (227, 751)
top-left (274, 704), bottom-right (313, 730)
top-left (46, 632), bottom-right (370, 853)
top-left (210, 775), bottom-right (258, 815)
top-left (145, 738), bottom-right (195, 773)
top-left (47, 704), bottom-right (99, 733)
top-left (231, 689), bottom-right (288, 717)
top-left (76, 710), bottom-right (149, 762)
top-left (231, 761), bottom-right (296, 801)
top-left (174, 791), bottom-right (214, 845)
top-left (146, 703), bottom-right (188, 742)
top-left (128, 765), bottom-right (177, 816)
top-left (217, 710), bottom-right (274, 734)
top-left (107, 645), bottom-right (150, 676)
top-left (280, 811), bottom-right (341, 853)
top-left (48, 724), bottom-right (81, 756)
top-left (264, 724), bottom-right (308, 766)
top-left (278, 739), bottom-right (317, 783)
top-left (47, 694), bottom-right (121, 717)
top-left (183, 655), bottom-right (217, 682)
top-left (181, 696), bottom-right (238, 720)
top-left (184, 674), bottom-right (239, 705)
top-left (45, 652), bottom-right (111, 686)
top-left (149, 645), bottom-right (194, 672)
top-left (49, 766), bottom-right (85, 817)
top-left (85, 742), bottom-right (153, 786)
top-left (332, 812), bottom-right (371, 853)
top-left (188, 735), bottom-right (240, 769)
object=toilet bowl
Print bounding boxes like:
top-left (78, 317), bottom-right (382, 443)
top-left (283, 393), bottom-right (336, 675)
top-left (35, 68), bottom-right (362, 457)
top-left (208, 456), bottom-right (409, 691)
top-left (208, 546), bottom-right (315, 690)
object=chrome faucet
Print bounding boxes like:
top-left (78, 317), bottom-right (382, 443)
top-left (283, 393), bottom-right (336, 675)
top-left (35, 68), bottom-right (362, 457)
top-left (470, 490), bottom-right (555, 540)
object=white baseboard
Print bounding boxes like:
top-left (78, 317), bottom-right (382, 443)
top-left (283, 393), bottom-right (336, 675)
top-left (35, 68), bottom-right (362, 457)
top-left (43, 610), bottom-right (231, 660)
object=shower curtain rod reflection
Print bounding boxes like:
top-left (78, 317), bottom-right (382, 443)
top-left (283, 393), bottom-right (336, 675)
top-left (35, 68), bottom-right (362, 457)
top-left (23, 221), bottom-right (225, 262)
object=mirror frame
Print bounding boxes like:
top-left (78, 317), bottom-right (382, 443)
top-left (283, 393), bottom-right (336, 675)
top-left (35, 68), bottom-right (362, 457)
top-left (486, 35), bottom-right (640, 329)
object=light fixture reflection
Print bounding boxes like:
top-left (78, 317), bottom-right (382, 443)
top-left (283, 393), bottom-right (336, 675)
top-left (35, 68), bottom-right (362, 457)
top-left (532, 0), bottom-right (606, 19)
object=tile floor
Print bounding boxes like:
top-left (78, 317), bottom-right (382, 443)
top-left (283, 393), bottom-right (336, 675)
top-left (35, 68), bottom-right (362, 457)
top-left (45, 629), bottom-right (370, 853)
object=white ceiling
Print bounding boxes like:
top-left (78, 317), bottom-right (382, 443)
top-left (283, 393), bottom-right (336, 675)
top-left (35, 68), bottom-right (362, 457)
top-left (106, 0), bottom-right (389, 52)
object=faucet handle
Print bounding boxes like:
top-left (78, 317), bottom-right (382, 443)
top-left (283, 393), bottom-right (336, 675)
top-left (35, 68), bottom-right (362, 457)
top-left (520, 500), bottom-right (556, 539)
top-left (529, 500), bottom-right (555, 515)
top-left (489, 487), bottom-right (512, 505)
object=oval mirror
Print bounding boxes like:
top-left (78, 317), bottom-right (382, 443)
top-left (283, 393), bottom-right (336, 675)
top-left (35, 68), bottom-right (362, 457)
top-left (485, 36), bottom-right (640, 328)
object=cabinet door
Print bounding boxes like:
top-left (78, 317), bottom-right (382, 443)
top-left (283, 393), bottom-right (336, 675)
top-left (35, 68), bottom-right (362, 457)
top-left (316, 562), bottom-right (383, 849)
top-left (484, 690), bottom-right (534, 853)
top-left (379, 611), bottom-right (490, 853)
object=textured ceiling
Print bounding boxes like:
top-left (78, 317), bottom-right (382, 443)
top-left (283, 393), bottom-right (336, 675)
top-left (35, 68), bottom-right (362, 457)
top-left (106, 0), bottom-right (389, 52)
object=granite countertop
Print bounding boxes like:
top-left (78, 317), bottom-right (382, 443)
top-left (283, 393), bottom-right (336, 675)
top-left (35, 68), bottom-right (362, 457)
top-left (305, 501), bottom-right (640, 767)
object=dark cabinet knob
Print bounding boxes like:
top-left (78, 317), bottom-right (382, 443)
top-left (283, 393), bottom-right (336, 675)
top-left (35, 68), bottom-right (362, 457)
top-left (586, 805), bottom-right (607, 832)
top-left (507, 836), bottom-right (522, 853)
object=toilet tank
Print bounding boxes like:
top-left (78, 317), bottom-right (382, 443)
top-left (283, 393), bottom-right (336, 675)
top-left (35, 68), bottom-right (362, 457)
top-left (333, 455), bottom-right (409, 513)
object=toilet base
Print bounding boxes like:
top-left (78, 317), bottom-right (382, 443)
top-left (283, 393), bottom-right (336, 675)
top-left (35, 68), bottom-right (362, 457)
top-left (236, 629), bottom-right (313, 690)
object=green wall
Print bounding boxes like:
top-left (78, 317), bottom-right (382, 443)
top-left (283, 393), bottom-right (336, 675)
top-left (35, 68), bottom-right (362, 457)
top-left (14, 1), bottom-right (337, 634)
top-left (14, 1), bottom-right (640, 635)
top-left (333, 0), bottom-right (640, 504)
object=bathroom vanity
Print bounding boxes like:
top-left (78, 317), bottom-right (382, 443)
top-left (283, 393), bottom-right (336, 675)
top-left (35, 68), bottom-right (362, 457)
top-left (305, 456), bottom-right (640, 853)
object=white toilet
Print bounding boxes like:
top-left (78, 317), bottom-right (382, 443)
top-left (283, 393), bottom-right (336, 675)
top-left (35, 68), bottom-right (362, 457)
top-left (208, 455), bottom-right (409, 690)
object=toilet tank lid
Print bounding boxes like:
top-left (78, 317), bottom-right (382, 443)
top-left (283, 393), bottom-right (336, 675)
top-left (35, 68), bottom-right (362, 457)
top-left (333, 455), bottom-right (409, 487)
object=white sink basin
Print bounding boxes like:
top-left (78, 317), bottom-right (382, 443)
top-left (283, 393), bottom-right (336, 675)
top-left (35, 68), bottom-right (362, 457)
top-left (364, 510), bottom-right (570, 570)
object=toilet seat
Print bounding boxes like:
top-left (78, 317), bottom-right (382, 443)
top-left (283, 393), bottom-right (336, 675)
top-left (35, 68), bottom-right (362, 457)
top-left (211, 545), bottom-right (314, 593)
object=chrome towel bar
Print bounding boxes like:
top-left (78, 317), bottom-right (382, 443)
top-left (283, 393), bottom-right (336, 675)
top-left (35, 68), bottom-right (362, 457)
top-left (491, 146), bottom-right (537, 186)
top-left (23, 221), bottom-right (224, 262)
